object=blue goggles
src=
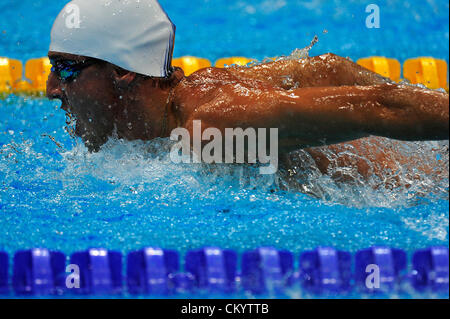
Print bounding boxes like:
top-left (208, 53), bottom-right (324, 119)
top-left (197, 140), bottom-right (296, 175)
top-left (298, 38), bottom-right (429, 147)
top-left (50, 58), bottom-right (97, 83)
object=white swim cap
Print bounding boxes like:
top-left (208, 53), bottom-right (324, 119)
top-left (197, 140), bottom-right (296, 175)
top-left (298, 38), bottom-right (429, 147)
top-left (50, 0), bottom-right (175, 78)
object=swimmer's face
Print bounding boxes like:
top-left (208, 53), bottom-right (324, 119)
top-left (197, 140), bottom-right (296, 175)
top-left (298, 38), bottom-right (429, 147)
top-left (46, 51), bottom-right (121, 151)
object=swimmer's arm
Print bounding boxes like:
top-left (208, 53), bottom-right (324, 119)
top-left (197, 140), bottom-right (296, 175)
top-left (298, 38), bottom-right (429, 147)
top-left (275, 84), bottom-right (449, 149)
top-left (193, 83), bottom-right (449, 153)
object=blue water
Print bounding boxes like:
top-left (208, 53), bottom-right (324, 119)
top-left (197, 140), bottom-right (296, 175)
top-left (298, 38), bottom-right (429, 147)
top-left (1, 0), bottom-right (449, 64)
top-left (0, 0), bottom-right (449, 298)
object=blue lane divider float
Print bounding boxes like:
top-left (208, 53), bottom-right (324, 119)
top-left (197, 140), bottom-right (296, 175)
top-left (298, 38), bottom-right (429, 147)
top-left (127, 247), bottom-right (179, 295)
top-left (241, 247), bottom-right (294, 294)
top-left (0, 246), bottom-right (448, 296)
top-left (185, 247), bottom-right (237, 294)
top-left (70, 248), bottom-right (122, 295)
top-left (0, 251), bottom-right (8, 294)
top-left (299, 247), bottom-right (352, 293)
top-left (355, 246), bottom-right (407, 292)
top-left (13, 248), bottom-right (66, 295)
top-left (412, 247), bottom-right (449, 292)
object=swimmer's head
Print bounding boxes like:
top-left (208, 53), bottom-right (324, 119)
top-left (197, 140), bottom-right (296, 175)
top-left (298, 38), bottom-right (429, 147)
top-left (46, 0), bottom-right (183, 151)
top-left (49, 0), bottom-right (175, 77)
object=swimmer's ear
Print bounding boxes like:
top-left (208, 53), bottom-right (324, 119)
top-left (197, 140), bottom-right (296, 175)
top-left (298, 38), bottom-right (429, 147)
top-left (112, 68), bottom-right (137, 90)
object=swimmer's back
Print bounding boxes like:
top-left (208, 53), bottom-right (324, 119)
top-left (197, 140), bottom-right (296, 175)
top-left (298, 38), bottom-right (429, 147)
top-left (186, 53), bottom-right (390, 90)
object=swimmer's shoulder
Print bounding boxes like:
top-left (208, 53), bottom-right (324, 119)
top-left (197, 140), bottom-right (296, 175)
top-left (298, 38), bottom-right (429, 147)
top-left (184, 66), bottom-right (236, 83)
top-left (172, 67), bottom-right (232, 115)
top-left (175, 67), bottom-right (237, 99)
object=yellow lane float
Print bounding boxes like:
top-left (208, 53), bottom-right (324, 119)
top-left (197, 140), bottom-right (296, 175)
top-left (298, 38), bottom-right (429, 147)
top-left (172, 56), bottom-right (211, 76)
top-left (403, 57), bottom-right (448, 90)
top-left (25, 57), bottom-right (52, 94)
top-left (357, 57), bottom-right (401, 82)
top-left (0, 57), bottom-right (24, 94)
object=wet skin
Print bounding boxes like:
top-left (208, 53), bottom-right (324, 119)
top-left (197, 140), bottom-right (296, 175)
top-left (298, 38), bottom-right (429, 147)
top-left (46, 51), bottom-right (449, 183)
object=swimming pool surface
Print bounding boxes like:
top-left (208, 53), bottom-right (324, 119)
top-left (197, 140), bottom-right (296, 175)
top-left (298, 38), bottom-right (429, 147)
top-left (0, 0), bottom-right (449, 298)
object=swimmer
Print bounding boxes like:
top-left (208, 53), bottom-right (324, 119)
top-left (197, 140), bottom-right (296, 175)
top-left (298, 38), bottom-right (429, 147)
top-left (46, 0), bottom-right (449, 184)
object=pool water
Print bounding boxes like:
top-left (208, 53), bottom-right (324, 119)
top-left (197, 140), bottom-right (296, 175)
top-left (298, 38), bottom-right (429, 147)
top-left (0, 0), bottom-right (449, 298)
